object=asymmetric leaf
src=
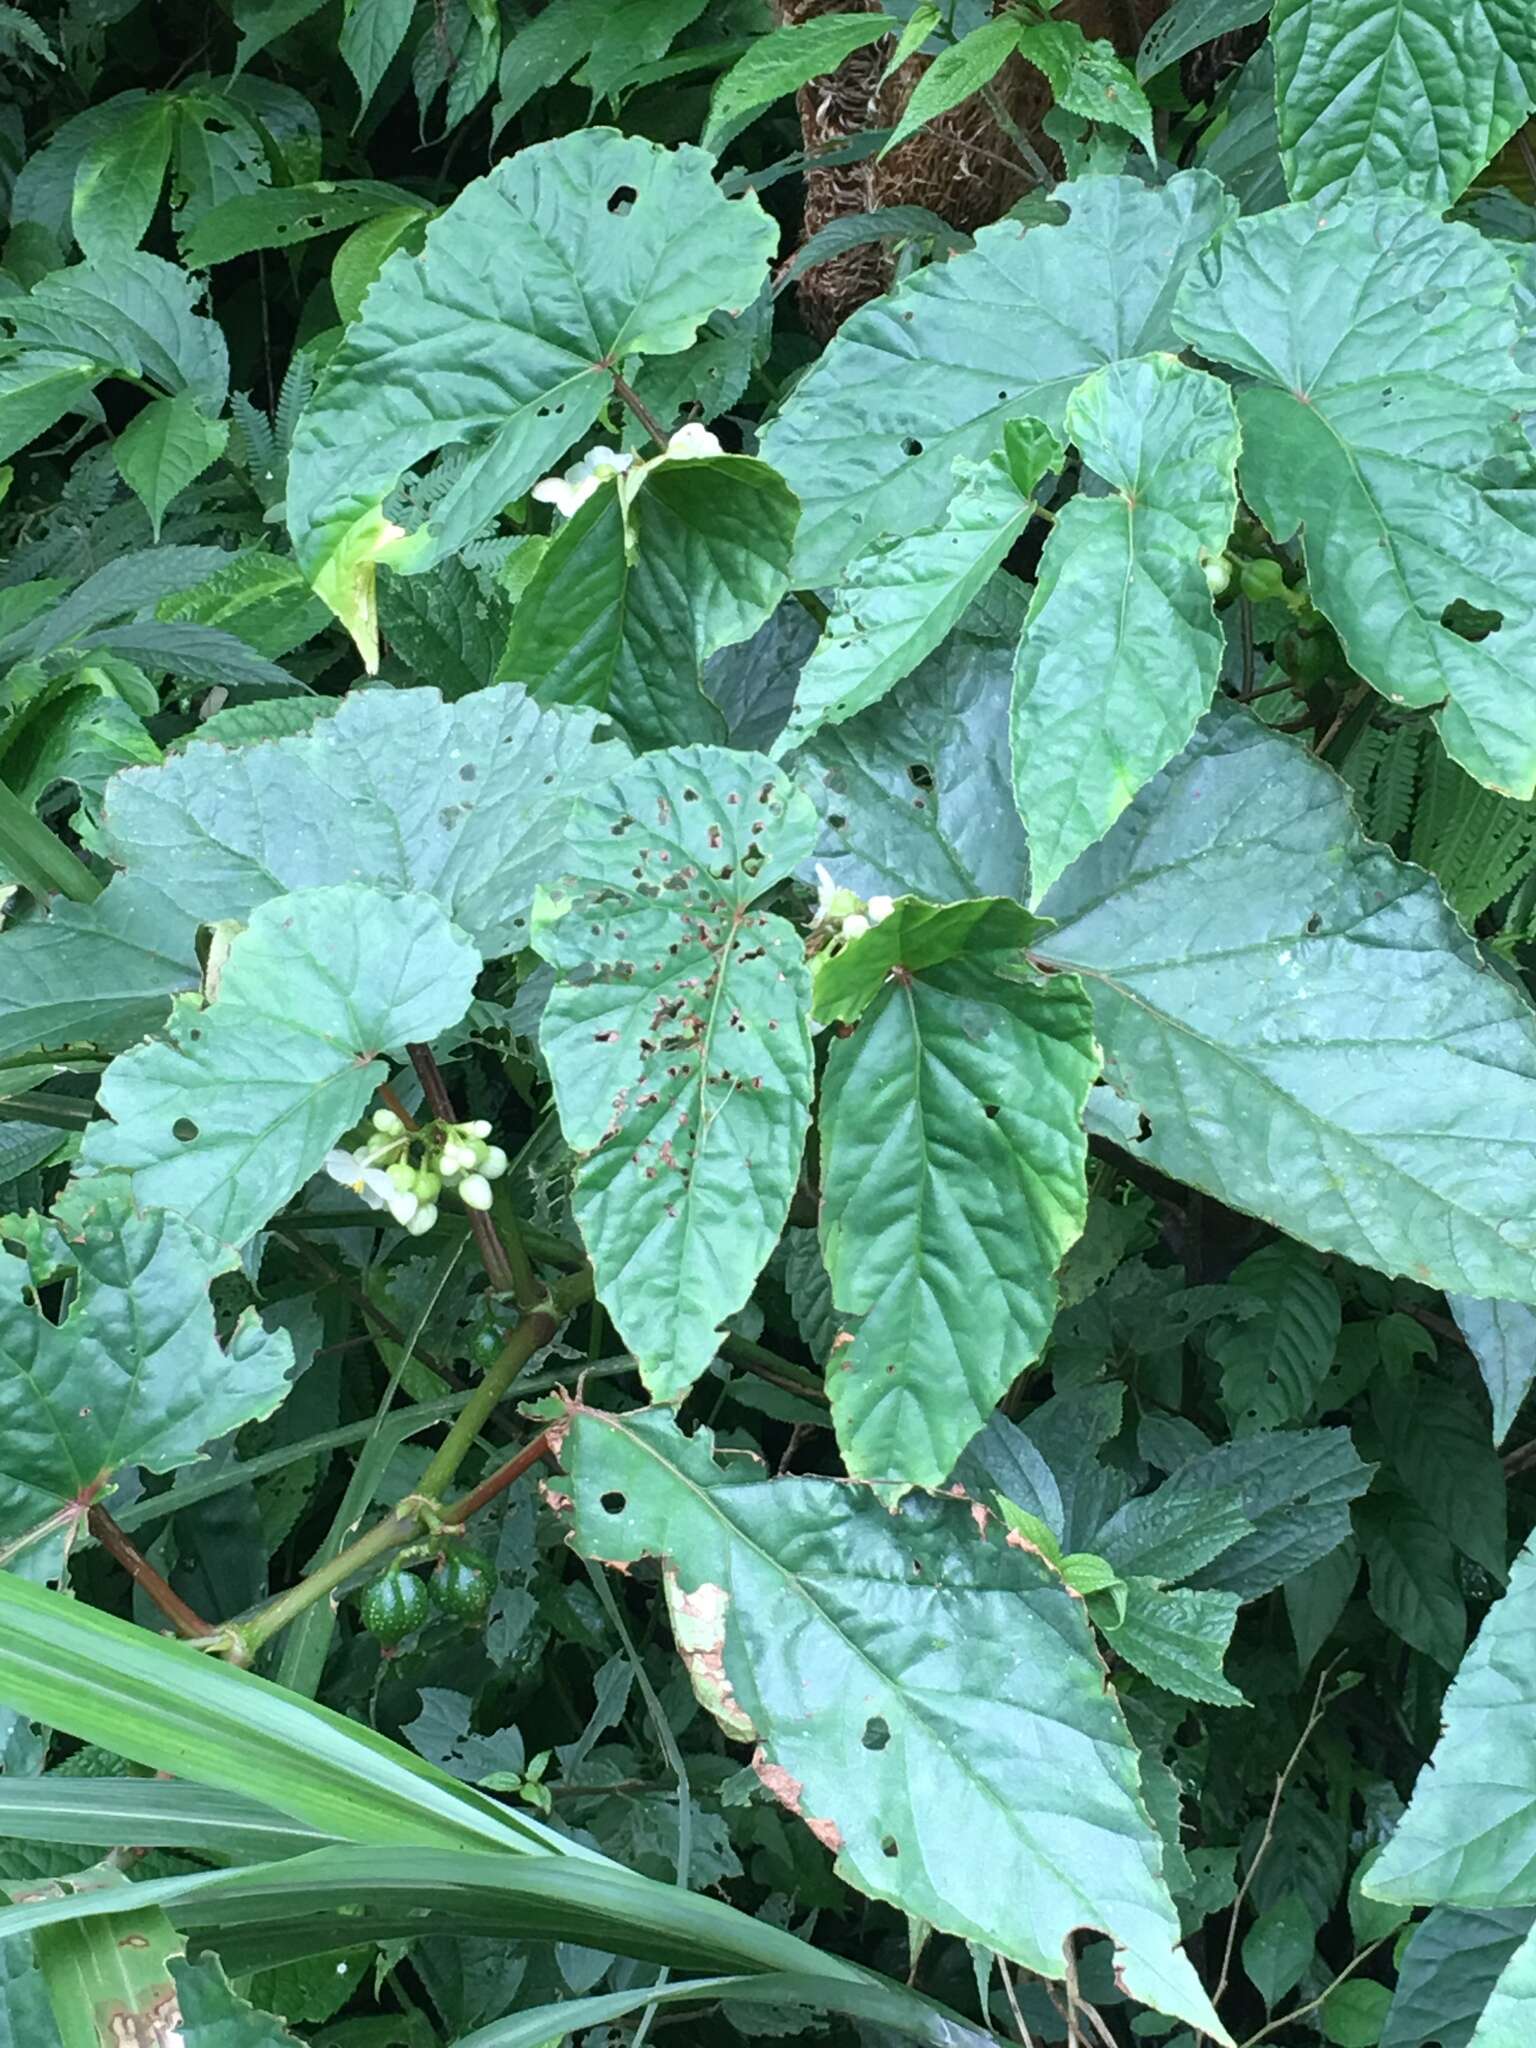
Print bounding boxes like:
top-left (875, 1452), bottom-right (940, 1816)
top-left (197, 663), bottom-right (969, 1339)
top-left (285, 131), bottom-right (776, 620)
top-left (1012, 354), bottom-right (1239, 900)
top-left (795, 582), bottom-right (1031, 905)
top-left (1369, 1532), bottom-right (1536, 1906)
top-left (1450, 1295), bottom-right (1536, 1444)
top-left (1467, 1921), bottom-right (1536, 2046)
top-left (818, 937), bottom-right (1097, 1485)
top-left (1039, 707), bottom-right (1536, 1303)
top-left (100, 683), bottom-right (627, 957)
top-left (534, 750), bottom-right (816, 1399)
top-left (760, 171), bottom-right (1234, 584)
top-left (114, 392), bottom-right (228, 540)
top-left (565, 1405), bottom-right (1227, 2040)
top-left (0, 874), bottom-right (200, 1061)
top-left (1176, 200), bottom-right (1536, 797)
top-left (1380, 1907), bottom-right (1534, 2048)
top-left (0, 1186), bottom-right (293, 1541)
top-left (1271, 0), bottom-right (1536, 207)
top-left (82, 885), bottom-right (480, 1246)
top-left (1099, 1580), bottom-right (1244, 1707)
top-left (502, 453), bottom-right (797, 752)
top-left (777, 420), bottom-right (1059, 755)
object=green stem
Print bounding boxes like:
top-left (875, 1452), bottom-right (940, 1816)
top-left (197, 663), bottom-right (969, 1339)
top-left (227, 1268), bottom-right (591, 1662)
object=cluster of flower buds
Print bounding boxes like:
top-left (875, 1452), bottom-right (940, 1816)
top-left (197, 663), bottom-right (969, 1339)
top-left (324, 1109), bottom-right (509, 1236)
top-left (530, 423), bottom-right (724, 521)
top-left (811, 863), bottom-right (896, 943)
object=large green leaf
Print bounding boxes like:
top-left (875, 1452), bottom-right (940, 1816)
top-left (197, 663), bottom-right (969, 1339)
top-left (71, 92), bottom-right (175, 257)
top-left (81, 885), bottom-right (479, 1247)
top-left (0, 875), bottom-right (200, 1062)
top-left (759, 171), bottom-right (1233, 585)
top-left (776, 422), bottom-right (1059, 756)
top-left (1176, 200), bottom-right (1536, 799)
top-left (1011, 354), bottom-right (1238, 902)
top-left (3, 251), bottom-right (228, 415)
top-left (501, 453), bottom-right (797, 752)
top-left (816, 910), bottom-right (1097, 1485)
top-left (1381, 1908), bottom-right (1536, 2048)
top-left (0, 1185), bottom-right (292, 1543)
top-left (0, 1779), bottom-right (325, 1861)
top-left (1368, 1532), bottom-right (1536, 1908)
top-left (285, 131), bottom-right (776, 639)
top-left (533, 750), bottom-right (815, 1399)
top-left (113, 391), bottom-right (228, 541)
top-left (563, 1405), bottom-right (1228, 2041)
top-left (1038, 707), bottom-right (1536, 1304)
top-left (1272, 0), bottom-right (1536, 206)
top-left (794, 581), bottom-right (1031, 906)
top-left (100, 683), bottom-right (626, 957)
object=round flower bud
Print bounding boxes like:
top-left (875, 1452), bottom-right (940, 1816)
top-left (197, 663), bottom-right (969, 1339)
top-left (867, 895), bottom-right (895, 924)
top-left (372, 1108), bottom-right (404, 1136)
top-left (480, 1146), bottom-right (508, 1180)
top-left (466, 1119), bottom-right (492, 1140)
top-left (842, 913), bottom-right (871, 940)
top-left (406, 1202), bottom-right (438, 1236)
top-left (458, 1172), bottom-right (494, 1211)
top-left (387, 1187), bottom-right (419, 1227)
top-left (388, 1161), bottom-right (416, 1193)
top-left (415, 1168), bottom-right (442, 1202)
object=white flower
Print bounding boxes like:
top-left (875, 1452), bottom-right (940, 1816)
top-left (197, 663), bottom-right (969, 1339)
top-left (459, 1172), bottom-right (494, 1211)
top-left (386, 1186), bottom-right (420, 1227)
top-left (842, 913), bottom-right (870, 940)
top-left (867, 895), bottom-right (896, 925)
top-left (480, 1145), bottom-right (509, 1180)
top-left (812, 862), bottom-right (865, 930)
top-left (439, 1139), bottom-right (477, 1177)
top-left (530, 445), bottom-right (635, 519)
top-left (663, 422), bottom-right (723, 461)
top-left (466, 1118), bottom-right (492, 1139)
top-left (406, 1202), bottom-right (438, 1237)
top-left (323, 1149), bottom-right (398, 1213)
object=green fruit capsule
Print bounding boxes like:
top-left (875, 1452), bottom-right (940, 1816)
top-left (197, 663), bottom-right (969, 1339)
top-left (360, 1567), bottom-right (429, 1646)
top-left (430, 1547), bottom-right (495, 1626)
top-left (1239, 558), bottom-right (1288, 603)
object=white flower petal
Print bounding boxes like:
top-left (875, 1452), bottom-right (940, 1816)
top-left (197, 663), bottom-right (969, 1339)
top-left (665, 422), bottom-right (723, 460)
top-left (842, 913), bottom-right (870, 940)
top-left (867, 895), bottom-right (896, 924)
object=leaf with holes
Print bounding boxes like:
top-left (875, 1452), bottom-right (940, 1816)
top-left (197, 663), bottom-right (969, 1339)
top-left (1176, 199), bottom-right (1536, 798)
top-left (501, 453), bottom-right (797, 752)
top-left (98, 683), bottom-right (627, 958)
top-left (285, 130), bottom-right (776, 654)
top-left (816, 909), bottom-right (1097, 1486)
top-left (776, 419), bottom-right (1059, 756)
top-left (0, 1183), bottom-right (292, 1542)
top-left (1271, 0), bottom-right (1536, 207)
top-left (1011, 353), bottom-right (1239, 902)
top-left (533, 749), bottom-right (816, 1399)
top-left (760, 171), bottom-right (1233, 585)
top-left (1038, 706), bottom-right (1536, 1304)
top-left (564, 1404), bottom-right (1229, 2042)
top-left (80, 885), bottom-right (479, 1247)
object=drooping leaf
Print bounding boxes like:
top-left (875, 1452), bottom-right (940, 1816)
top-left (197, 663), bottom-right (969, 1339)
top-left (1011, 353), bottom-right (1239, 901)
top-left (113, 393), bottom-right (229, 541)
top-left (564, 1404), bottom-right (1230, 2042)
top-left (701, 14), bottom-right (896, 155)
top-left (180, 179), bottom-right (422, 268)
top-left (1271, 0), bottom-right (1536, 207)
top-left (533, 749), bottom-right (816, 1399)
top-left (81, 885), bottom-right (480, 1247)
top-left (882, 17), bottom-right (1023, 157)
top-left (1176, 200), bottom-right (1536, 798)
top-left (501, 453), bottom-right (797, 751)
top-left (1358, 1487), bottom-right (1467, 1673)
top-left (70, 93), bottom-right (175, 257)
top-left (1369, 1531), bottom-right (1536, 1906)
top-left (172, 1956), bottom-right (304, 2046)
top-left (1450, 1295), bottom-right (1536, 1444)
top-left (795, 581), bottom-right (1031, 905)
top-left (0, 1185), bottom-right (293, 1541)
top-left (816, 917), bottom-right (1097, 1485)
top-left (760, 170), bottom-right (1233, 584)
top-left (285, 131), bottom-right (776, 647)
top-left (339, 0), bottom-right (417, 118)
top-left (99, 683), bottom-right (627, 957)
top-left (776, 420), bottom-right (1059, 756)
top-left (1038, 707), bottom-right (1536, 1304)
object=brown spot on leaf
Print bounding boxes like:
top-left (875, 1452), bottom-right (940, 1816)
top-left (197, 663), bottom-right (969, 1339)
top-left (752, 1747), bottom-right (845, 1852)
top-left (664, 1572), bottom-right (756, 1741)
